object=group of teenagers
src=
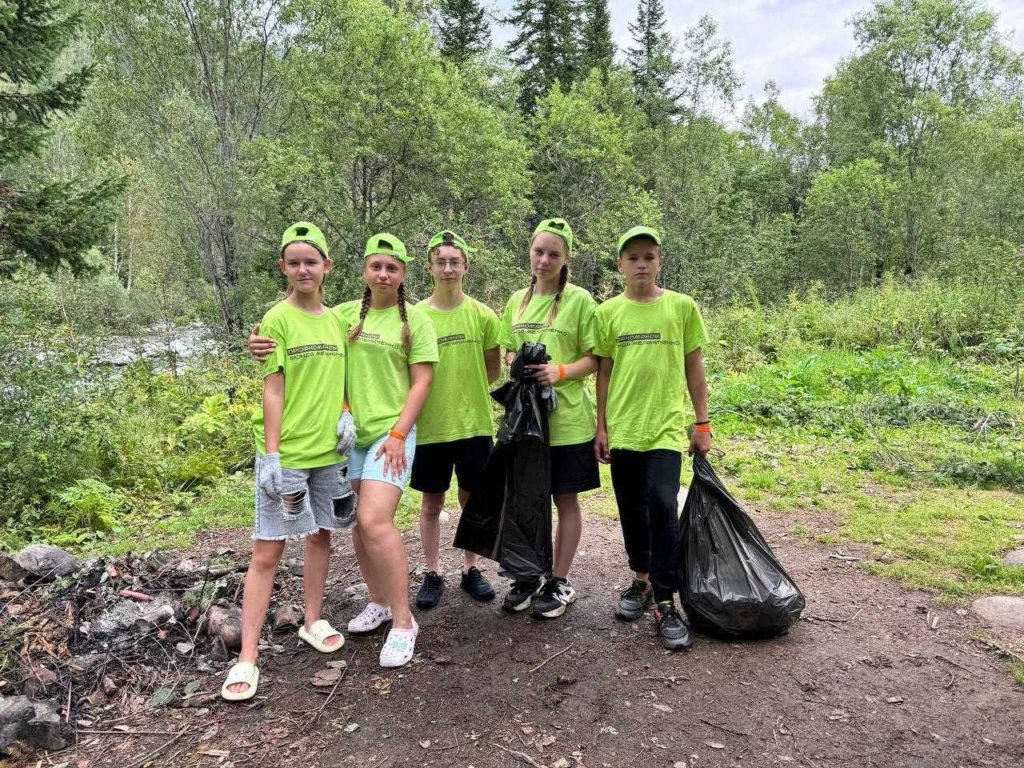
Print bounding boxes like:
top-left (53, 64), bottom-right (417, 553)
top-left (221, 218), bottom-right (713, 702)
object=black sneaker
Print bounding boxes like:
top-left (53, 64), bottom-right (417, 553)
top-left (531, 577), bottom-right (578, 619)
top-left (654, 601), bottom-right (693, 651)
top-left (460, 567), bottom-right (496, 602)
top-left (415, 571), bottom-right (445, 609)
top-left (502, 578), bottom-right (544, 612)
top-left (615, 579), bottom-right (653, 621)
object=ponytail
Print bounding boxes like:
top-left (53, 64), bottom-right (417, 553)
top-left (347, 286), bottom-right (372, 342)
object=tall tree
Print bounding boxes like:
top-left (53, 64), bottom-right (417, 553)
top-left (506, 0), bottom-right (582, 113)
top-left (0, 0), bottom-right (121, 275)
top-left (579, 0), bottom-right (614, 79)
top-left (85, 0), bottom-right (292, 333)
top-left (817, 0), bottom-right (1022, 275)
top-left (676, 15), bottom-right (741, 121)
top-left (627, 0), bottom-right (679, 125)
top-left (435, 0), bottom-right (490, 65)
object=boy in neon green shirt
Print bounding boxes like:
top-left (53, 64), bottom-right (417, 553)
top-left (595, 226), bottom-right (712, 651)
top-left (409, 231), bottom-right (501, 609)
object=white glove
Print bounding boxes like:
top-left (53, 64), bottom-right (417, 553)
top-left (336, 411), bottom-right (357, 456)
top-left (258, 452), bottom-right (283, 500)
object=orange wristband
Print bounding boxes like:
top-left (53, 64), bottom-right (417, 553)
top-left (558, 365), bottom-right (567, 382)
top-left (694, 423), bottom-right (712, 433)
top-left (388, 429), bottom-right (407, 441)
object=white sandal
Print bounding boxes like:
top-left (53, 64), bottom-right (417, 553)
top-left (298, 619), bottom-right (345, 653)
top-left (347, 602), bottom-right (392, 634)
top-left (221, 661), bottom-right (260, 702)
top-left (379, 618), bottom-right (418, 668)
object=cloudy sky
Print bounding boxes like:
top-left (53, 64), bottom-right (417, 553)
top-left (492, 0), bottom-right (1024, 120)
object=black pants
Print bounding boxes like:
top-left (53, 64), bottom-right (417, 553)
top-left (609, 449), bottom-right (682, 602)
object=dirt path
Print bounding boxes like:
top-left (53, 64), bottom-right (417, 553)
top-left (59, 509), bottom-right (1023, 768)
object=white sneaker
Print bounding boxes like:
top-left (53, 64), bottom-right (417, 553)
top-left (379, 618), bottom-right (418, 668)
top-left (347, 602), bottom-right (392, 634)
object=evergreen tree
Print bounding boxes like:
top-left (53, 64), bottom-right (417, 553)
top-left (506, 0), bottom-right (582, 113)
top-left (436, 0), bottom-right (491, 65)
top-left (580, 0), bottom-right (614, 79)
top-left (627, 0), bottom-right (679, 125)
top-left (0, 0), bottom-right (121, 275)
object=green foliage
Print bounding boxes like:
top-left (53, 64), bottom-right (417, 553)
top-left (506, 0), bottom-right (583, 112)
top-left (0, 0), bottom-right (122, 275)
top-left (435, 0), bottom-right (490, 64)
top-left (627, 0), bottom-right (678, 125)
top-left (55, 479), bottom-right (125, 533)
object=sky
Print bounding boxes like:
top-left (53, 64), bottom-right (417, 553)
top-left (491, 0), bottom-right (1024, 121)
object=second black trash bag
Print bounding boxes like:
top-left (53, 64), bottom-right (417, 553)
top-left (454, 342), bottom-right (555, 581)
top-left (678, 452), bottom-right (805, 637)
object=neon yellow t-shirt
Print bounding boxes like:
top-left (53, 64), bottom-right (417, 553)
top-left (499, 282), bottom-right (598, 447)
top-left (252, 300), bottom-right (347, 468)
top-left (416, 296), bottom-right (500, 445)
top-left (595, 290), bottom-right (708, 453)
top-left (338, 300), bottom-right (439, 448)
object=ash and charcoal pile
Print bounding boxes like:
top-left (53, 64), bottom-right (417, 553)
top-left (0, 543), bottom-right (308, 758)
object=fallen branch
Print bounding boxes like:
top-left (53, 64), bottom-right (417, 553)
top-left (934, 654), bottom-right (976, 676)
top-left (122, 727), bottom-right (191, 768)
top-left (828, 553), bottom-right (860, 562)
top-left (530, 643), bottom-right (573, 674)
top-left (700, 717), bottom-right (752, 738)
top-left (491, 742), bottom-right (547, 768)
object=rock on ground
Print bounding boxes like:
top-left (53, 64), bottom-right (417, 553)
top-left (1001, 548), bottom-right (1024, 567)
top-left (971, 595), bottom-right (1024, 633)
top-left (0, 553), bottom-right (28, 583)
top-left (0, 696), bottom-right (66, 754)
top-left (13, 545), bottom-right (81, 580)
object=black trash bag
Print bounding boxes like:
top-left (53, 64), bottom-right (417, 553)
top-left (454, 342), bottom-right (556, 581)
top-left (678, 452), bottom-right (805, 637)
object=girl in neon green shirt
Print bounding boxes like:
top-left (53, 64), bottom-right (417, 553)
top-left (498, 218), bottom-right (600, 620)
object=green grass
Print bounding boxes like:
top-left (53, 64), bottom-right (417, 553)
top-left (711, 339), bottom-right (1024, 597)
top-left (1012, 662), bottom-right (1024, 687)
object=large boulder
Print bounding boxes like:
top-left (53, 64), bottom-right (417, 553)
top-left (13, 545), bottom-right (81, 580)
top-left (0, 696), bottom-right (67, 755)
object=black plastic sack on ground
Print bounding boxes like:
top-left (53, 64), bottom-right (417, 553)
top-left (454, 342), bottom-right (554, 581)
top-left (678, 452), bottom-right (805, 637)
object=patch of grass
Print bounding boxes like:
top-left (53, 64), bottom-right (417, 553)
top-left (102, 472), bottom-right (253, 555)
top-left (1012, 662), bottom-right (1024, 687)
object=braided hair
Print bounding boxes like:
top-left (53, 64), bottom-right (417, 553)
top-left (396, 283), bottom-right (411, 349)
top-left (347, 286), bottom-right (373, 343)
top-left (548, 264), bottom-right (569, 324)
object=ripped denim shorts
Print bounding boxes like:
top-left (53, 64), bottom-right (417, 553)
top-left (253, 458), bottom-right (357, 541)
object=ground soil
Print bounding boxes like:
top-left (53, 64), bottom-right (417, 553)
top-left (42, 507), bottom-right (1024, 768)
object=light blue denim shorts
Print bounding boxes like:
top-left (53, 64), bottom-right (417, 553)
top-left (253, 459), bottom-right (356, 541)
top-left (348, 427), bottom-right (417, 491)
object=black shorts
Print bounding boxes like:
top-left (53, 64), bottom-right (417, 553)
top-left (550, 439), bottom-right (601, 495)
top-left (410, 435), bottom-right (493, 495)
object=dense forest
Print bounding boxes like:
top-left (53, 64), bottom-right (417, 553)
top-left (2, 0), bottom-right (1023, 556)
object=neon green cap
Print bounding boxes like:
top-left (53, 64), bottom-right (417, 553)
top-left (617, 225), bottom-right (662, 254)
top-left (280, 222), bottom-right (329, 259)
top-left (427, 230), bottom-right (475, 258)
top-left (532, 218), bottom-right (573, 253)
top-left (364, 232), bottom-right (411, 263)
